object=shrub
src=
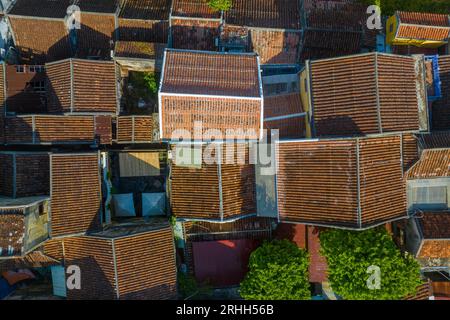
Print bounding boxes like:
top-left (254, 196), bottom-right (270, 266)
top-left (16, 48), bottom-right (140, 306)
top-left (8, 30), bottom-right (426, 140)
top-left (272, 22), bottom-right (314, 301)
top-left (320, 227), bottom-right (422, 300)
top-left (240, 240), bottom-right (310, 300)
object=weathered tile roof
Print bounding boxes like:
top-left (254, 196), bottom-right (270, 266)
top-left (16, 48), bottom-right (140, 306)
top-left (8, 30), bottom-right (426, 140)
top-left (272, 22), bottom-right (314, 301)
top-left (75, 13), bottom-right (116, 60)
top-left (417, 131), bottom-right (450, 150)
top-left (171, 18), bottom-right (220, 52)
top-left (60, 224), bottom-right (177, 300)
top-left (119, 0), bottom-right (171, 20)
top-left (8, 0), bottom-right (119, 17)
top-left (8, 17), bottom-right (71, 64)
top-left (303, 0), bottom-right (365, 31)
top-left (432, 56), bottom-right (450, 131)
top-left (8, 0), bottom-right (73, 18)
top-left (406, 148), bottom-right (450, 179)
top-left (309, 53), bottom-right (424, 137)
top-left (3, 115), bottom-right (112, 145)
top-left (0, 153), bottom-right (49, 198)
top-left (160, 50), bottom-right (262, 139)
top-left (396, 11), bottom-right (450, 41)
top-left (264, 93), bottom-right (305, 139)
top-left (301, 29), bottom-right (362, 61)
top-left (250, 29), bottom-right (300, 64)
top-left (172, 0), bottom-right (220, 19)
top-left (49, 153), bottom-right (102, 237)
top-left (118, 19), bottom-right (169, 43)
top-left (115, 41), bottom-right (165, 59)
top-left (418, 212), bottom-right (450, 239)
top-left (161, 50), bottom-right (260, 97)
top-left (46, 59), bottom-right (117, 113)
top-left (0, 250), bottom-right (59, 272)
top-left (116, 116), bottom-right (154, 143)
top-left (170, 144), bottom-right (256, 221)
top-left (225, 0), bottom-right (300, 29)
top-left (276, 135), bottom-right (408, 229)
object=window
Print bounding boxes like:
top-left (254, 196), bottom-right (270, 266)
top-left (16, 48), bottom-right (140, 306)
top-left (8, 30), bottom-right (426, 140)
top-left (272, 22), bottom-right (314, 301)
top-left (389, 23), bottom-right (394, 33)
top-left (29, 65), bottom-right (44, 73)
top-left (412, 186), bottom-right (448, 210)
top-left (16, 65), bottom-right (25, 73)
top-left (27, 81), bottom-right (46, 93)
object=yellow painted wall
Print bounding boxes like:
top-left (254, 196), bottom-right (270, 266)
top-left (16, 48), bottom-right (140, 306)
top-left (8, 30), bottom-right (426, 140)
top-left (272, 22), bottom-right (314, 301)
top-left (386, 14), bottom-right (398, 45)
top-left (299, 67), bottom-right (312, 138)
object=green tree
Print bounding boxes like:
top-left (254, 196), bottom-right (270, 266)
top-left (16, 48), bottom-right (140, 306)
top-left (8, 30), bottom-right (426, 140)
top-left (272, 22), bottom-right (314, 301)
top-left (320, 227), bottom-right (422, 300)
top-left (240, 240), bottom-right (310, 300)
top-left (208, 0), bottom-right (232, 12)
top-left (358, 0), bottom-right (450, 15)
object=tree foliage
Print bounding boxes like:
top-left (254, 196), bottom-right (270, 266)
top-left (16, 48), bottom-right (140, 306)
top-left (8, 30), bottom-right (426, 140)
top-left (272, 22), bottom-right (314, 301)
top-left (357, 0), bottom-right (450, 15)
top-left (207, 0), bottom-right (232, 12)
top-left (240, 240), bottom-right (310, 300)
top-left (320, 227), bottom-right (422, 300)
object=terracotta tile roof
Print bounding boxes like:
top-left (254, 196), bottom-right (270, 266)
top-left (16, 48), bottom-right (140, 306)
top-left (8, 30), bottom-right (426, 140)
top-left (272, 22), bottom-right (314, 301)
top-left (276, 135), bottom-right (407, 229)
top-left (171, 18), bottom-right (220, 52)
top-left (61, 225), bottom-right (177, 300)
top-left (8, 0), bottom-right (119, 17)
top-left (3, 115), bottom-right (112, 145)
top-left (8, 17), bottom-right (71, 64)
top-left (396, 11), bottom-right (450, 41)
top-left (404, 281), bottom-right (432, 300)
top-left (75, 13), bottom-right (115, 59)
top-left (0, 208), bottom-right (25, 257)
top-left (0, 250), bottom-right (59, 272)
top-left (46, 59), bottom-right (117, 113)
top-left (398, 11), bottom-right (450, 27)
top-left (418, 212), bottom-right (450, 239)
top-left (309, 53), bottom-right (422, 137)
top-left (417, 239), bottom-right (450, 260)
top-left (118, 19), bottom-right (169, 43)
top-left (264, 93), bottom-right (305, 139)
top-left (417, 131), bottom-right (450, 150)
top-left (432, 56), bottom-right (450, 131)
top-left (264, 93), bottom-right (303, 118)
top-left (160, 50), bottom-right (262, 139)
top-left (301, 29), bottom-right (362, 61)
top-left (0, 153), bottom-right (50, 198)
top-left (249, 29), bottom-right (300, 64)
top-left (119, 0), bottom-right (171, 20)
top-left (225, 0), bottom-right (300, 29)
top-left (115, 41), bottom-right (165, 59)
top-left (49, 153), bottom-right (102, 237)
top-left (117, 116), bottom-right (154, 143)
top-left (172, 0), bottom-right (220, 19)
top-left (406, 148), bottom-right (450, 179)
top-left (303, 0), bottom-right (365, 31)
top-left (161, 50), bottom-right (260, 97)
top-left (8, 0), bottom-right (73, 18)
top-left (171, 144), bottom-right (256, 221)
